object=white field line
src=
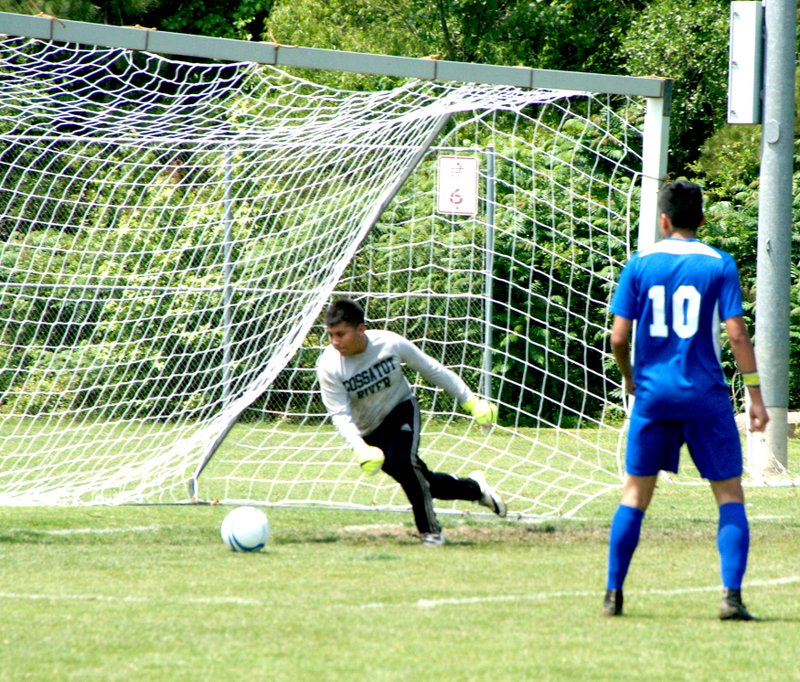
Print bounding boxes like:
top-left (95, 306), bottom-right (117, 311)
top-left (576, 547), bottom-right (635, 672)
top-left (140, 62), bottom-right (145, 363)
top-left (0, 592), bottom-right (265, 607)
top-left (2, 577), bottom-right (797, 611)
top-left (16, 515), bottom-right (796, 536)
top-left (407, 576), bottom-right (800, 610)
top-left (15, 525), bottom-right (164, 536)
top-left (17, 512), bottom-right (795, 537)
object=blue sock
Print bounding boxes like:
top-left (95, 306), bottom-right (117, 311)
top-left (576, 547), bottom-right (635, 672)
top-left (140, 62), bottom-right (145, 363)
top-left (606, 504), bottom-right (645, 590)
top-left (718, 502), bottom-right (750, 589)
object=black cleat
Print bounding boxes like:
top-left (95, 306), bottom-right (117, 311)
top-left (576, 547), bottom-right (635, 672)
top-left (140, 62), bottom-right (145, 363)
top-left (603, 588), bottom-right (623, 616)
top-left (719, 588), bottom-right (760, 621)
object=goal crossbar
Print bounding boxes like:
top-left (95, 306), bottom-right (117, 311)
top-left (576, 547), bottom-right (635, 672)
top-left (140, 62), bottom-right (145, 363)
top-left (0, 11), bottom-right (667, 97)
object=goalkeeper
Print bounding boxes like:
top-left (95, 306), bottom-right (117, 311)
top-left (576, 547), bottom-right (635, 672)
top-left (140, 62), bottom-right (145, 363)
top-left (317, 298), bottom-right (506, 546)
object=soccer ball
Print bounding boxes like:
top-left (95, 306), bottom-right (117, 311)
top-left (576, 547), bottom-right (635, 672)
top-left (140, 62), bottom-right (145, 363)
top-left (220, 506), bottom-right (270, 552)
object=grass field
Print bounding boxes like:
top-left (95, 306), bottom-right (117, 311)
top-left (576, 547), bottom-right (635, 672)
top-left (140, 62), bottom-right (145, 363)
top-left (2, 443), bottom-right (799, 681)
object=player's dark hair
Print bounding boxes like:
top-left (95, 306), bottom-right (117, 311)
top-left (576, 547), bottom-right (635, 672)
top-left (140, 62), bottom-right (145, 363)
top-left (658, 180), bottom-right (704, 230)
top-left (324, 298), bottom-right (365, 327)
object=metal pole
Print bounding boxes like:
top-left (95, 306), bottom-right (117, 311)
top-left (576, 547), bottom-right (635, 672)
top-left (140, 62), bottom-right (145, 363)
top-left (483, 146), bottom-right (496, 399)
top-left (752, 0), bottom-right (796, 474)
top-left (188, 146), bottom-right (235, 500)
top-left (222, 147), bottom-right (234, 408)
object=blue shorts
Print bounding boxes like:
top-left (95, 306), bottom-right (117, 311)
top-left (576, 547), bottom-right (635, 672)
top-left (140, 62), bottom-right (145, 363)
top-left (625, 407), bottom-right (743, 480)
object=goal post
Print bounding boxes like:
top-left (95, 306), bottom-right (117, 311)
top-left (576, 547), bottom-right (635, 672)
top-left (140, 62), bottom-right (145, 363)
top-left (0, 12), bottom-right (671, 516)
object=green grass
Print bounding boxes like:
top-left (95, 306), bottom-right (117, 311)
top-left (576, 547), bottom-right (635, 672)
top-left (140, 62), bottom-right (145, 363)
top-left (2, 475), bottom-right (799, 681)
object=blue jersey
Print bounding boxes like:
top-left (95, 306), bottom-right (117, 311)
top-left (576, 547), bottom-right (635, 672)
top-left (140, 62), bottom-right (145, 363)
top-left (611, 238), bottom-right (743, 418)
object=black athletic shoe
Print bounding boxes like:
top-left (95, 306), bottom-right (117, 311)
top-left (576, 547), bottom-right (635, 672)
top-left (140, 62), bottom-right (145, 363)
top-left (719, 588), bottom-right (760, 621)
top-left (603, 588), bottom-right (623, 616)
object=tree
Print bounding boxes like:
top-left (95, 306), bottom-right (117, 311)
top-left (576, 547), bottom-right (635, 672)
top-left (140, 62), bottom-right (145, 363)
top-left (618, 0), bottom-right (730, 174)
top-left (0, 0), bottom-right (160, 23)
top-left (142, 0), bottom-right (276, 40)
top-left (267, 0), bottom-right (436, 60)
top-left (431, 0), bottom-right (645, 72)
top-left (1, 0), bottom-right (274, 40)
top-left (266, 0), bottom-right (644, 73)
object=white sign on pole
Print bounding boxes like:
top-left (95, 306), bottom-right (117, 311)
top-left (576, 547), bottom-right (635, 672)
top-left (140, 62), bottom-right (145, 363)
top-left (727, 1), bottom-right (764, 124)
top-left (437, 156), bottom-right (479, 215)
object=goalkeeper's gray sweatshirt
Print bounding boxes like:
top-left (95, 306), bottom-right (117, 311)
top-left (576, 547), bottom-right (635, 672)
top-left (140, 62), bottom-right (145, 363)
top-left (317, 329), bottom-right (474, 450)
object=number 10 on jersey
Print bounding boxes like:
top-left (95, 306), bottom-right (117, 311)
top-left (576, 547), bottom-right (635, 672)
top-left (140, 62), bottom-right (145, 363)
top-left (648, 284), bottom-right (701, 338)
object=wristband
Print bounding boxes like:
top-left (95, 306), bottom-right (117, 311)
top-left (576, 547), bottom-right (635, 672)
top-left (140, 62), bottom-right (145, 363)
top-left (742, 372), bottom-right (760, 387)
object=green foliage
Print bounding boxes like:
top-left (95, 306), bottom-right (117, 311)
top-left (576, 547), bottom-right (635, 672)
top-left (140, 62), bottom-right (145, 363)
top-left (791, 234), bottom-right (800, 409)
top-left (691, 126), bottom-right (762, 303)
top-left (680, 63), bottom-right (800, 410)
top-left (0, 0), bottom-right (96, 20)
top-left (689, 64), bottom-right (800, 410)
top-left (265, 0), bottom-right (439, 89)
top-left (0, 142), bottom-right (248, 418)
top-left (3, 0), bottom-right (274, 40)
top-left (268, 0), bottom-right (434, 55)
top-left (266, 0), bottom-right (641, 88)
top-left (0, 0), bottom-right (161, 23)
top-left (144, 0), bottom-right (276, 40)
top-left (435, 0), bottom-right (644, 71)
top-left (619, 0), bottom-right (730, 174)
top-left (692, 126), bottom-right (762, 192)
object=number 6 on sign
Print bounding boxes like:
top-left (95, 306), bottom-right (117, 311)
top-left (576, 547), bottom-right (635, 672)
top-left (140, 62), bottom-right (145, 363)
top-left (437, 156), bottom-right (479, 215)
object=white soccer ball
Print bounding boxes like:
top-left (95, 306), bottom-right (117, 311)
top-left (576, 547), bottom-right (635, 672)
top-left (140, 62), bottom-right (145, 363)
top-left (220, 506), bottom-right (270, 552)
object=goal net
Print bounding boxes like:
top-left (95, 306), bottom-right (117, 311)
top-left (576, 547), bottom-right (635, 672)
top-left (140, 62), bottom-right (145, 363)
top-left (0, 28), bottom-right (656, 516)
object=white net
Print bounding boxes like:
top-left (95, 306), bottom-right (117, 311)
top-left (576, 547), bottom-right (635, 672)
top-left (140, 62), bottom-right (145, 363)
top-left (0, 34), bottom-right (644, 515)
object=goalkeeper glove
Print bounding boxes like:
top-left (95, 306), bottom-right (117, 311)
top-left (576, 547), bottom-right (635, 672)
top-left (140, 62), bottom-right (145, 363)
top-left (461, 397), bottom-right (498, 432)
top-left (354, 443), bottom-right (385, 476)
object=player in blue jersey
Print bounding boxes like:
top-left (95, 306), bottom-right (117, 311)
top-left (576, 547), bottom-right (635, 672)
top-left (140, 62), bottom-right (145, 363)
top-left (603, 180), bottom-right (769, 620)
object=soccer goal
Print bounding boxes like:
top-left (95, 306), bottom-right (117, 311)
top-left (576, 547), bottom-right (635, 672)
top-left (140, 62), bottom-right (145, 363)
top-left (0, 13), bottom-right (670, 516)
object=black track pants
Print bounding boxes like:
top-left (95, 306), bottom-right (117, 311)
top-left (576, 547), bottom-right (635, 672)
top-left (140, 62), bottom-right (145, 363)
top-left (364, 397), bottom-right (481, 534)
